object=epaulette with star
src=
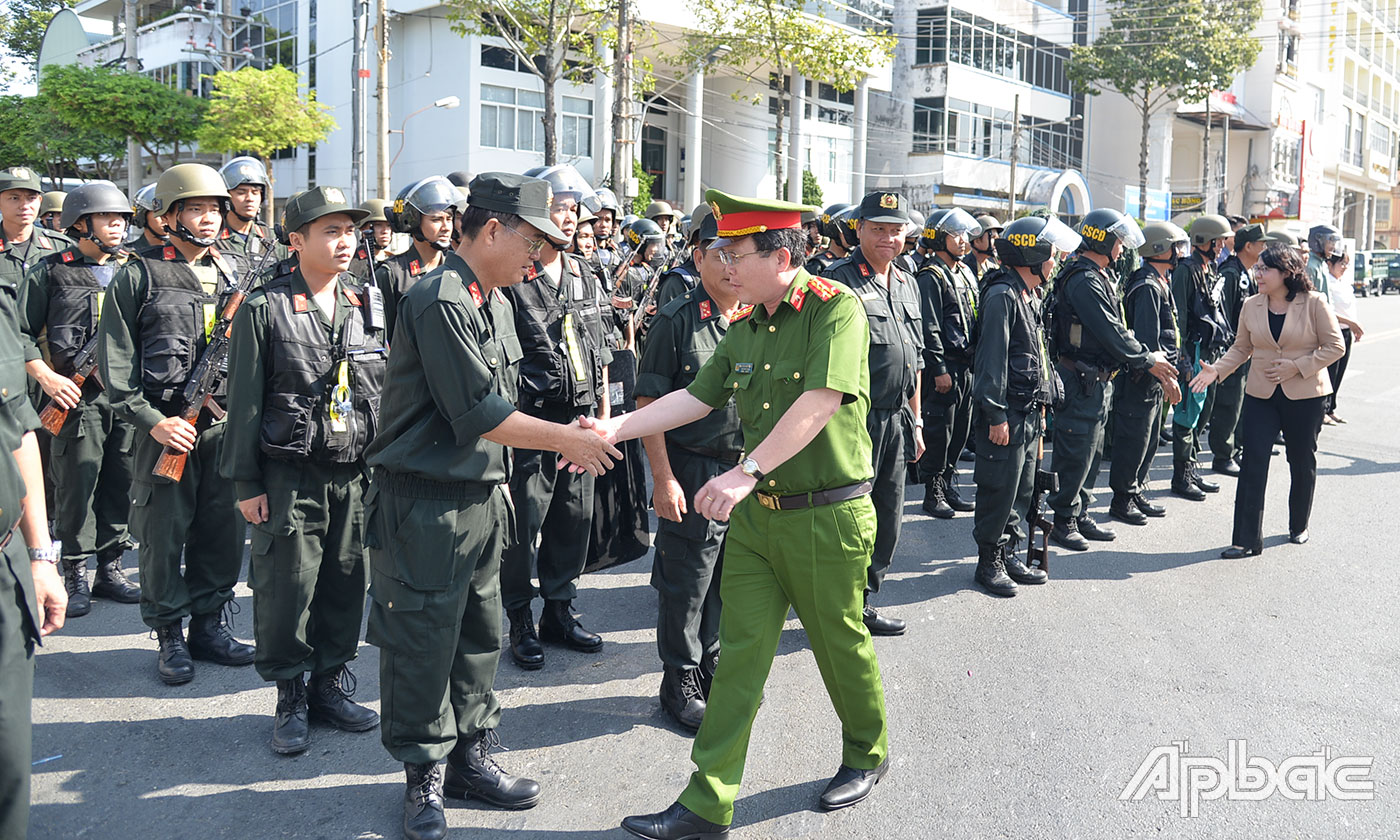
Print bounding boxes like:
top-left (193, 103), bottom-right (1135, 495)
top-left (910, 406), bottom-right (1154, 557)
top-left (806, 276), bottom-right (841, 301)
top-left (730, 304), bottom-right (755, 321)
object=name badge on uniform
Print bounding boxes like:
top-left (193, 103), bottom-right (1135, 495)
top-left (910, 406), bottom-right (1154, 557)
top-left (859, 290), bottom-right (880, 300)
top-left (734, 362), bottom-right (754, 374)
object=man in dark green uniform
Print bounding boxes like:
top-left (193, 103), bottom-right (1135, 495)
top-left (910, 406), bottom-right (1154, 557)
top-left (1207, 223), bottom-right (1265, 474)
top-left (129, 183), bottom-right (168, 252)
top-left (98, 163), bottom-right (256, 685)
top-left (821, 190), bottom-right (924, 637)
top-left (1046, 208), bottom-right (1178, 551)
top-left (217, 156), bottom-right (288, 278)
top-left (635, 209), bottom-right (740, 732)
top-left (378, 176), bottom-right (464, 342)
top-left (590, 190), bottom-right (889, 840)
top-left (1107, 222), bottom-right (1188, 525)
top-left (915, 207), bottom-right (982, 518)
top-left (971, 216), bottom-right (1081, 596)
top-left (362, 173), bottom-right (622, 840)
top-left (222, 187), bottom-right (385, 755)
top-left (0, 167), bottom-right (65, 289)
top-left (1169, 213), bottom-right (1234, 499)
top-left (20, 181), bottom-right (141, 618)
top-left (349, 198), bottom-right (394, 283)
top-left (654, 205), bottom-right (711, 307)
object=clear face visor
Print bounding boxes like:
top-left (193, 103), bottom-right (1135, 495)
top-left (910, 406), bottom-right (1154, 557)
top-left (404, 178), bottom-right (466, 216)
top-left (1037, 216), bottom-right (1083, 256)
top-left (1106, 216), bottom-right (1146, 249)
top-left (538, 166), bottom-right (602, 215)
top-left (936, 208), bottom-right (981, 237)
top-left (1173, 240), bottom-right (1191, 259)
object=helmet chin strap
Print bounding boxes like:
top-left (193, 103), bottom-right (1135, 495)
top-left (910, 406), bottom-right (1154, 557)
top-left (412, 227), bottom-right (452, 252)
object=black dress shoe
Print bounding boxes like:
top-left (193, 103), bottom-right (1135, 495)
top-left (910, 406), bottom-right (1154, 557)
top-left (621, 801), bottom-right (729, 840)
top-left (308, 664), bottom-right (380, 732)
top-left (91, 552), bottom-right (141, 603)
top-left (507, 606), bottom-right (544, 669)
top-left (1211, 458), bottom-right (1241, 476)
top-left (272, 677), bottom-right (311, 755)
top-left (1076, 516), bottom-right (1116, 542)
top-left (660, 666), bottom-right (706, 733)
top-left (1220, 545), bottom-right (1262, 559)
top-left (443, 729), bottom-right (541, 809)
top-left (187, 607), bottom-right (256, 666)
top-left (1289, 530), bottom-right (1309, 544)
top-left (862, 605), bottom-right (906, 636)
top-left (538, 599), bottom-right (603, 652)
top-left (154, 621), bottom-right (194, 685)
top-left (62, 559), bottom-right (91, 618)
top-left (404, 762), bottom-right (447, 840)
top-left (818, 759), bottom-right (889, 810)
top-left (1001, 545), bottom-right (1046, 585)
top-left (942, 472), bottom-right (975, 512)
top-left (1131, 493), bottom-right (1167, 518)
top-left (1109, 495), bottom-right (1148, 526)
top-left (1050, 516), bottom-right (1090, 552)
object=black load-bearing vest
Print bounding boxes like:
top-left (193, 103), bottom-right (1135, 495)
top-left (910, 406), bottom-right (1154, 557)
top-left (983, 267), bottom-right (1053, 412)
top-left (1052, 256), bottom-right (1122, 370)
top-left (137, 246), bottom-right (238, 406)
top-left (256, 272), bottom-right (387, 463)
top-left (1124, 265), bottom-right (1180, 368)
top-left (40, 251), bottom-right (105, 377)
top-left (511, 254), bottom-right (607, 411)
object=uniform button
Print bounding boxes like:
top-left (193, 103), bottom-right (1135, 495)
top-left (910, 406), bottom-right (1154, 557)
top-left (793, 372), bottom-right (801, 379)
top-left (387, 601), bottom-right (394, 608)
top-left (732, 382), bottom-right (739, 389)
top-left (768, 325), bottom-right (776, 332)
top-left (684, 364), bottom-right (691, 371)
top-left (763, 402), bottom-right (770, 410)
top-left (490, 358), bottom-right (498, 365)
top-left (764, 364), bottom-right (771, 370)
top-left (768, 479), bottom-right (776, 487)
top-left (1, 389), bottom-right (7, 397)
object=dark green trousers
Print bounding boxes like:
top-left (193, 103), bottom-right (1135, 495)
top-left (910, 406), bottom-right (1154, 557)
top-left (651, 445), bottom-right (732, 670)
top-left (50, 400), bottom-right (135, 561)
top-left (249, 459), bottom-right (369, 681)
top-left (365, 480), bottom-right (510, 764)
top-left (1048, 364), bottom-right (1111, 519)
top-left (501, 405), bottom-right (595, 611)
top-left (0, 538), bottom-right (38, 840)
top-left (131, 422), bottom-right (243, 629)
top-left (972, 408), bottom-right (1040, 548)
top-left (1108, 374), bottom-right (1164, 496)
top-left (866, 406), bottom-right (910, 596)
top-left (1208, 364), bottom-right (1248, 461)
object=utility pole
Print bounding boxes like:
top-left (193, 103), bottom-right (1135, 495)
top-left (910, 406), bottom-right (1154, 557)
top-left (351, 0), bottom-right (370, 204)
top-left (124, 0), bottom-right (141, 195)
top-left (611, 0), bottom-right (633, 206)
top-left (1007, 94), bottom-right (1020, 219)
top-left (375, 0), bottom-right (391, 199)
top-left (1202, 94), bottom-right (1213, 214)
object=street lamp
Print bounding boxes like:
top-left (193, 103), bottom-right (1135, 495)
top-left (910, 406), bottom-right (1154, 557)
top-left (389, 95), bottom-right (462, 176)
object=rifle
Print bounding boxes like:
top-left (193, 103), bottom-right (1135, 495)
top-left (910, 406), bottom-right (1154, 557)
top-left (151, 246), bottom-right (272, 482)
top-left (37, 334), bottom-right (101, 435)
top-left (1025, 410), bottom-right (1058, 574)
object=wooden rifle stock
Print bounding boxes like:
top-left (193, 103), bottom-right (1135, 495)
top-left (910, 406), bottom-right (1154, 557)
top-left (37, 365), bottom-right (94, 436)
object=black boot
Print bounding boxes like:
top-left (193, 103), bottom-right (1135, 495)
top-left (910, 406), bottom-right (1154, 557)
top-left (659, 665), bottom-right (706, 733)
top-left (308, 664), bottom-right (380, 732)
top-left (506, 606), bottom-right (544, 670)
top-left (403, 762), bottom-right (447, 840)
top-left (621, 802), bottom-right (729, 840)
top-left (186, 606), bottom-right (256, 666)
top-left (1171, 461), bottom-right (1207, 501)
top-left (1050, 515), bottom-right (1090, 551)
top-left (1109, 493), bottom-right (1148, 526)
top-left (91, 552), bottom-right (141, 603)
top-left (1001, 544), bottom-right (1047, 585)
top-left (1076, 515), bottom-right (1116, 542)
top-left (1131, 492), bottom-right (1167, 517)
top-left (1189, 461), bottom-right (1220, 494)
top-left (271, 676), bottom-right (310, 755)
top-left (921, 475), bottom-right (955, 519)
top-left (154, 621), bottom-right (194, 685)
top-left (698, 649), bottom-right (720, 699)
top-left (974, 545), bottom-right (1017, 597)
top-left (443, 729), bottom-right (542, 809)
top-left (62, 558), bottom-right (91, 618)
top-left (1211, 457), bottom-right (1241, 476)
top-left (942, 470), bottom-right (975, 512)
top-left (538, 599), bottom-right (602, 652)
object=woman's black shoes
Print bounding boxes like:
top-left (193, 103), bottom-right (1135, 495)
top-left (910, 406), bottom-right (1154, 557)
top-left (1289, 530), bottom-right (1309, 545)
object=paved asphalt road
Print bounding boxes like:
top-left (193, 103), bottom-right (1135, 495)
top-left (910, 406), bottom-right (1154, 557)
top-left (28, 294), bottom-right (1400, 839)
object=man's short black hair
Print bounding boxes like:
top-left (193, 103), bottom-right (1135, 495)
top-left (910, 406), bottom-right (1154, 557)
top-left (749, 227), bottom-right (808, 270)
top-left (1227, 215), bottom-right (1248, 229)
top-left (459, 204), bottom-right (523, 241)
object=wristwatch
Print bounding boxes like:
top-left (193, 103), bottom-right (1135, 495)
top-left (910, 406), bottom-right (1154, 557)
top-left (29, 542), bottom-right (60, 565)
top-left (739, 457), bottom-right (765, 482)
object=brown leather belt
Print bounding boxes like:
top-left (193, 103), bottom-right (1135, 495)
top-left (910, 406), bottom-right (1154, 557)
top-left (754, 480), bottom-right (873, 511)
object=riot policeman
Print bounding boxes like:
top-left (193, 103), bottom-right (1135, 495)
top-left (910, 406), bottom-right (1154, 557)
top-left (805, 203), bottom-right (853, 275)
top-left (1207, 223), bottom-right (1266, 473)
top-left (129, 183), bottom-right (168, 252)
top-left (37, 191), bottom-right (67, 236)
top-left (377, 176), bottom-right (465, 342)
top-left (349, 198), bottom-right (394, 282)
top-left (217, 156), bottom-right (287, 277)
top-left (963, 214), bottom-right (1004, 283)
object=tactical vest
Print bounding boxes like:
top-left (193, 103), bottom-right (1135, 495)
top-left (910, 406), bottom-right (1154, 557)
top-left (136, 247), bottom-right (238, 406)
top-left (1179, 252), bottom-right (1233, 356)
top-left (1053, 257), bottom-right (1122, 370)
top-left (40, 252), bottom-right (104, 377)
top-left (984, 268), bottom-right (1052, 411)
top-left (257, 272), bottom-right (387, 462)
top-left (512, 254), bottom-right (607, 410)
top-left (1125, 265), bottom-right (1179, 367)
top-left (920, 256), bottom-right (978, 361)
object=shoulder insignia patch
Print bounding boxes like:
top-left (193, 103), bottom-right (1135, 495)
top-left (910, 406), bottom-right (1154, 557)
top-left (526, 263), bottom-right (538, 280)
top-left (162, 245), bottom-right (177, 261)
top-left (698, 299), bottom-right (712, 320)
top-left (408, 259), bottom-right (421, 276)
top-left (293, 293), bottom-right (309, 313)
top-left (344, 288), bottom-right (362, 306)
top-left (731, 304), bottom-right (755, 321)
top-left (60, 250), bottom-right (74, 263)
top-left (807, 276), bottom-right (840, 301)
top-left (467, 281), bottom-right (485, 308)
top-left (36, 235), bottom-right (52, 249)
top-left (858, 262), bottom-right (870, 277)
top-left (790, 285), bottom-right (806, 312)
top-left (220, 229), bottom-right (230, 240)
top-left (356, 247), bottom-right (368, 261)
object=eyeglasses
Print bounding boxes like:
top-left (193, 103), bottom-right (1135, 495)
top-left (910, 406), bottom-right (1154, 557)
top-left (713, 249), bottom-right (769, 267)
top-left (501, 223), bottom-right (548, 259)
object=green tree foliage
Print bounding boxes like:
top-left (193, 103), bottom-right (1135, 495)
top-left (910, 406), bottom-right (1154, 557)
top-left (1067, 0), bottom-right (1262, 217)
top-left (445, 0), bottom-right (613, 166)
top-left (0, 0), bottom-right (74, 84)
top-left (678, 0), bottom-right (894, 198)
top-left (631, 158), bottom-right (654, 216)
top-left (0, 86), bottom-right (124, 187)
top-left (783, 169), bottom-right (823, 207)
top-left (40, 64), bottom-right (204, 176)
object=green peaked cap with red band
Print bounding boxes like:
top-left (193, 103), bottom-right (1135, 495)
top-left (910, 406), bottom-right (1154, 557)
top-left (704, 188), bottom-right (817, 238)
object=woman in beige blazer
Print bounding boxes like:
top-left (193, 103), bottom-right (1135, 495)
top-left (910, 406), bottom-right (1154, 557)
top-left (1191, 244), bottom-right (1345, 557)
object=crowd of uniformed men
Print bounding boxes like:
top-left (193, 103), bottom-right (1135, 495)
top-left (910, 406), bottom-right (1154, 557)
top-left (0, 154), bottom-right (1356, 840)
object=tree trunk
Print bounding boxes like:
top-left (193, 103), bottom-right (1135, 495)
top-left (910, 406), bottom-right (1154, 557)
top-left (773, 66), bottom-right (786, 200)
top-left (543, 71), bottom-right (559, 166)
top-left (1137, 87), bottom-right (1151, 221)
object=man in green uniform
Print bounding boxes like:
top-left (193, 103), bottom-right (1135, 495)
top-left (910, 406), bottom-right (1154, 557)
top-left (349, 198), bottom-right (394, 283)
top-left (1169, 214), bottom-right (1234, 499)
top-left (635, 209), bottom-right (740, 732)
top-left (0, 167), bottom-right (66, 289)
top-left (587, 190), bottom-right (889, 840)
top-left (98, 163), bottom-right (256, 685)
top-left (970, 216), bottom-right (1081, 596)
top-left (1207, 223), bottom-right (1265, 475)
top-left (1107, 222), bottom-right (1188, 525)
top-left (20, 181), bottom-right (141, 618)
top-left (217, 156), bottom-right (288, 278)
top-left (129, 183), bottom-right (168, 253)
top-left (378, 176), bottom-right (464, 342)
top-left (222, 187), bottom-right (385, 754)
top-left (1046, 208), bottom-right (1178, 551)
top-left (821, 190), bottom-right (925, 637)
top-left (362, 173), bottom-right (622, 840)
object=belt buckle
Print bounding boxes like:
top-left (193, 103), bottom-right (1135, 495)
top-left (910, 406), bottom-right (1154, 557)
top-left (756, 492), bottom-right (780, 511)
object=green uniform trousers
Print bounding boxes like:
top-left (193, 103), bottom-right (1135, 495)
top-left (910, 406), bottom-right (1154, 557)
top-left (919, 362), bottom-right (972, 482)
top-left (1048, 364), bottom-right (1111, 519)
top-left (1108, 374), bottom-right (1165, 496)
top-left (131, 422), bottom-right (243, 629)
top-left (866, 406), bottom-right (910, 596)
top-left (651, 445), bottom-right (732, 669)
top-left (365, 480), bottom-right (510, 764)
top-left (1208, 365), bottom-right (1247, 462)
top-left (972, 408), bottom-right (1041, 548)
top-left (0, 539), bottom-right (37, 840)
top-left (501, 404), bottom-right (595, 611)
top-left (249, 459), bottom-right (369, 681)
top-left (677, 495), bottom-right (888, 826)
top-left (1173, 377), bottom-right (1217, 463)
top-left (50, 400), bottom-right (135, 561)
